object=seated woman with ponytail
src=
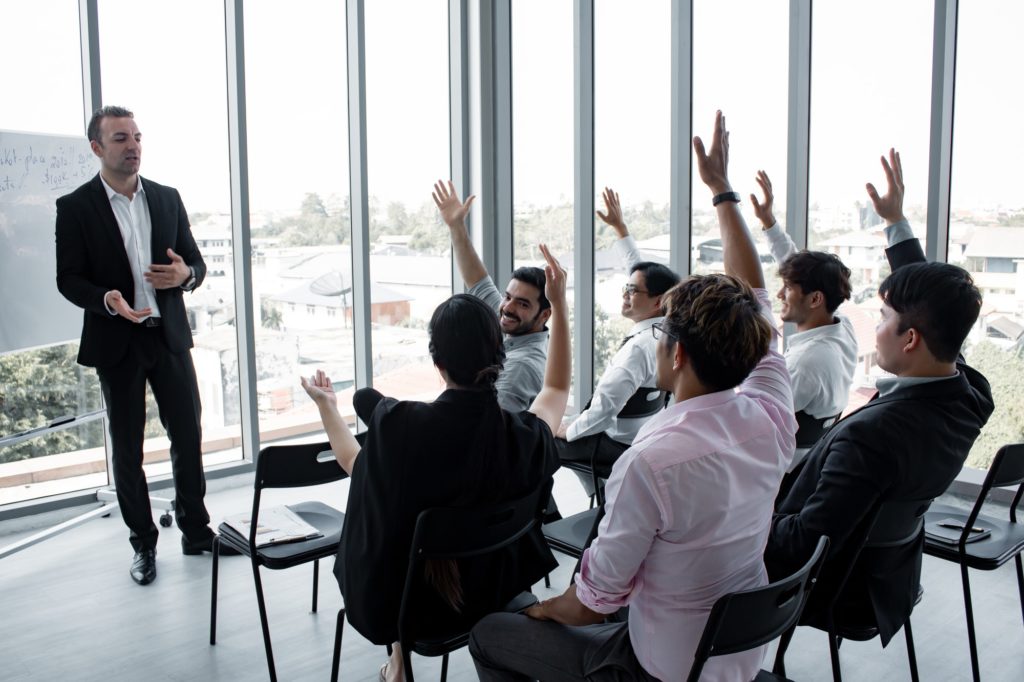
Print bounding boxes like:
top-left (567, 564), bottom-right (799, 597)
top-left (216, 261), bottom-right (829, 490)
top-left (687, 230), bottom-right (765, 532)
top-left (301, 244), bottom-right (571, 682)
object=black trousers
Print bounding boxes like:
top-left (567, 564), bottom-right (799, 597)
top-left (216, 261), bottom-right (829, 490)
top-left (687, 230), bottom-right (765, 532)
top-left (96, 324), bottom-right (210, 552)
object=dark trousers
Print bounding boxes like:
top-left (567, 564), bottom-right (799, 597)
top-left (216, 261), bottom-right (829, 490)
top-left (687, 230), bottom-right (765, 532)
top-left (96, 324), bottom-right (209, 552)
top-left (556, 434), bottom-right (629, 497)
top-left (470, 612), bottom-right (657, 681)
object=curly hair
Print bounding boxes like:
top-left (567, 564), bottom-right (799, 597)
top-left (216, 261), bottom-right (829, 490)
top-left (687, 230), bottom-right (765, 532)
top-left (661, 274), bottom-right (772, 391)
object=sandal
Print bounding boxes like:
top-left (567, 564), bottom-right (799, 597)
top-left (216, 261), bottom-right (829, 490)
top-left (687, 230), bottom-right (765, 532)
top-left (379, 662), bottom-right (388, 682)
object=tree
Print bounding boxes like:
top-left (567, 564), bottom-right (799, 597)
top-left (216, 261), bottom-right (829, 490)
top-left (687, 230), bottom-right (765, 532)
top-left (964, 340), bottom-right (1024, 470)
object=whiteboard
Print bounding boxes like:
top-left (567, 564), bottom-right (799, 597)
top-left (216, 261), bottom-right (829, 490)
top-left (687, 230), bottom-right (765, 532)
top-left (0, 130), bottom-right (98, 355)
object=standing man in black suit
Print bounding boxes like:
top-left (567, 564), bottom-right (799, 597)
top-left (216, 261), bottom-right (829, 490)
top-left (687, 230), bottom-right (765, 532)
top-left (56, 106), bottom-right (234, 586)
top-left (765, 149), bottom-right (994, 644)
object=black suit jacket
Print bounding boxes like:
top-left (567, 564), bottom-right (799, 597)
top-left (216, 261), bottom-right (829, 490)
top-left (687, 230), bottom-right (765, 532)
top-left (55, 174), bottom-right (206, 368)
top-left (765, 237), bottom-right (994, 645)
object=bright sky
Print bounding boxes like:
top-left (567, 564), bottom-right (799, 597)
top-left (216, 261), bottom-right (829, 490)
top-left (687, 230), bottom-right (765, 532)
top-left (2, 0), bottom-right (1022, 214)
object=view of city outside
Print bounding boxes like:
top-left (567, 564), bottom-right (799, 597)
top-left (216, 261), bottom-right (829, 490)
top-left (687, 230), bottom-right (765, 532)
top-left (949, 0), bottom-right (1024, 469)
top-left (593, 0), bottom-right (671, 381)
top-left (690, 0), bottom-right (789, 309)
top-left (365, 0), bottom-right (452, 403)
top-left (0, 1), bottom-right (101, 504)
top-left (511, 0), bottom-right (576, 399)
top-left (807, 0), bottom-right (934, 441)
top-left (3, 0), bottom-right (1023, 509)
top-left (243, 1), bottom-right (355, 445)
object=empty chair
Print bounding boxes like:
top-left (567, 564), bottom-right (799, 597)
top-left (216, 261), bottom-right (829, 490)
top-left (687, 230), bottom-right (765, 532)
top-left (923, 442), bottom-right (1024, 682)
top-left (688, 535), bottom-right (829, 682)
top-left (209, 440), bottom-right (347, 682)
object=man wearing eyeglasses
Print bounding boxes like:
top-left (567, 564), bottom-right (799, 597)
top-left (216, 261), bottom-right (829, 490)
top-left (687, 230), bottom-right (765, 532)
top-left (550, 188), bottom-right (681, 490)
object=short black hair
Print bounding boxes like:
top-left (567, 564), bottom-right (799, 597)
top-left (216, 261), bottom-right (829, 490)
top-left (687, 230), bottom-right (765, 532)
top-left (510, 266), bottom-right (549, 311)
top-left (630, 261), bottom-right (681, 296)
top-left (778, 250), bottom-right (852, 314)
top-left (879, 261), bottom-right (981, 362)
top-left (87, 105), bottom-right (134, 144)
top-left (662, 274), bottom-right (772, 391)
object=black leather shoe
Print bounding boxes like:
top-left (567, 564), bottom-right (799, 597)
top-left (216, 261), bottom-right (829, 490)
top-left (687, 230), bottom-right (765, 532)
top-left (182, 534), bottom-right (241, 556)
top-left (130, 549), bottom-right (157, 585)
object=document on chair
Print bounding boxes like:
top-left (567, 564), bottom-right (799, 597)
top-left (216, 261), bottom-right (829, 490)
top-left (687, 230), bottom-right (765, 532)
top-left (224, 506), bottom-right (324, 547)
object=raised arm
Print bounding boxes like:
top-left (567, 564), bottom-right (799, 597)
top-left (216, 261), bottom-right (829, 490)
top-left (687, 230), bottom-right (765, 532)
top-left (432, 180), bottom-right (488, 288)
top-left (301, 369), bottom-right (361, 475)
top-left (596, 186), bottom-right (643, 269)
top-left (528, 244), bottom-right (571, 434)
top-left (693, 111), bottom-right (765, 289)
top-left (865, 148), bottom-right (925, 269)
top-left (752, 169), bottom-right (797, 263)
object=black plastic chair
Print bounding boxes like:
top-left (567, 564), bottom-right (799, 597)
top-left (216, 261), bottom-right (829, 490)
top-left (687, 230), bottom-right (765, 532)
top-left (687, 535), bottom-right (830, 682)
top-left (794, 410), bottom-right (842, 450)
top-left (923, 443), bottom-right (1024, 682)
top-left (773, 498), bottom-right (931, 682)
top-left (332, 478), bottom-right (553, 682)
top-left (209, 440), bottom-right (347, 682)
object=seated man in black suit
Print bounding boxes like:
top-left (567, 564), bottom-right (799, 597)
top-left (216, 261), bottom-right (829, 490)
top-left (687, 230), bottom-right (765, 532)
top-left (764, 149), bottom-right (994, 645)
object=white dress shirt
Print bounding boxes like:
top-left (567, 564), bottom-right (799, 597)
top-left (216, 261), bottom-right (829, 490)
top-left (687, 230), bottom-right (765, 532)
top-left (100, 174), bottom-right (160, 318)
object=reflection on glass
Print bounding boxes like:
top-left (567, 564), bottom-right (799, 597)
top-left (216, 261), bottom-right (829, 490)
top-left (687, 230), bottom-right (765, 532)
top-left (951, 0), bottom-right (1024, 470)
top-left (99, 0), bottom-right (243, 471)
top-left (594, 0), bottom-right (671, 380)
top-left (692, 0), bottom-right (789, 309)
top-left (807, 0), bottom-right (933, 417)
top-left (365, 0), bottom-right (451, 401)
top-left (243, 0), bottom-right (355, 442)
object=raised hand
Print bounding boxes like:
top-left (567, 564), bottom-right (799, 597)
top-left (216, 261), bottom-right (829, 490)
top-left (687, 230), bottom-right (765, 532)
top-left (538, 243), bottom-right (567, 309)
top-left (595, 187), bottom-right (628, 238)
top-left (865, 148), bottom-right (906, 225)
top-left (432, 180), bottom-right (476, 231)
top-left (750, 170), bottom-right (777, 230)
top-left (145, 248), bottom-right (190, 289)
top-left (300, 369), bottom-right (338, 408)
top-left (105, 289), bottom-right (152, 323)
top-left (693, 110), bottom-right (732, 195)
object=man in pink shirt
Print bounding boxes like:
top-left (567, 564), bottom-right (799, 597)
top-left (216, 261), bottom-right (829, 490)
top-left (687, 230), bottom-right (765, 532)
top-left (469, 111), bottom-right (797, 681)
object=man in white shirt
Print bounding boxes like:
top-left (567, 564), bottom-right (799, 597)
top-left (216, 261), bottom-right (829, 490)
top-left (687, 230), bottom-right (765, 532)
top-left (751, 170), bottom-right (858, 464)
top-left (433, 181), bottom-right (549, 413)
top-left (555, 188), bottom-right (680, 486)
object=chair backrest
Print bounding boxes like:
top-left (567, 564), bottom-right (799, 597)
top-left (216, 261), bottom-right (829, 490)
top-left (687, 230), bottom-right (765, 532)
top-left (687, 536), bottom-right (830, 682)
top-left (396, 478), bottom-right (554, 639)
top-left (254, 440), bottom-right (348, 490)
top-left (974, 443), bottom-right (1024, 527)
top-left (617, 386), bottom-right (669, 419)
top-left (794, 410), bottom-right (842, 449)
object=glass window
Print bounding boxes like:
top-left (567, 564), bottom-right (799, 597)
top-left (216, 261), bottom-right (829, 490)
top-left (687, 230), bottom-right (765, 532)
top-left (594, 0), bottom-right (671, 379)
top-left (691, 0), bottom-right (789, 297)
top-left (951, 0), bottom-right (1024, 470)
top-left (0, 1), bottom-right (83, 136)
top-left (807, 0), bottom-right (933, 415)
top-left (243, 0), bottom-right (354, 443)
top-left (365, 0), bottom-right (451, 401)
top-left (99, 0), bottom-right (242, 473)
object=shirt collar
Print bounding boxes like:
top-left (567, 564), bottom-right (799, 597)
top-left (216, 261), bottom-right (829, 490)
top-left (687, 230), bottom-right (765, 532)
top-left (875, 371), bottom-right (959, 398)
top-left (627, 315), bottom-right (662, 337)
top-left (99, 174), bottom-right (144, 201)
top-left (787, 317), bottom-right (842, 347)
top-left (505, 329), bottom-right (548, 350)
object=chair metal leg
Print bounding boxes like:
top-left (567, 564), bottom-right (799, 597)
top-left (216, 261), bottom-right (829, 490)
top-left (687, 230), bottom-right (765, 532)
top-left (312, 558), bottom-right (319, 613)
top-left (402, 641), bottom-right (415, 682)
top-left (828, 630), bottom-right (843, 682)
top-left (1015, 553), bottom-right (1024, 629)
top-left (440, 653), bottom-right (449, 682)
top-left (252, 560), bottom-right (277, 682)
top-left (904, 617), bottom-right (919, 682)
top-left (772, 624), bottom-right (795, 676)
top-left (330, 608), bottom-right (345, 682)
top-left (210, 535), bottom-right (220, 645)
top-left (544, 574), bottom-right (550, 589)
top-left (960, 562), bottom-right (981, 682)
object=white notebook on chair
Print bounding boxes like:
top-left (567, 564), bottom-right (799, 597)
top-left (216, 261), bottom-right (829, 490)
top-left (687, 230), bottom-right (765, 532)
top-left (224, 506), bottom-right (323, 547)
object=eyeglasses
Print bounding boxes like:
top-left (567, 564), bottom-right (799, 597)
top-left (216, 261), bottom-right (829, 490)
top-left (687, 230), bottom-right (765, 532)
top-left (651, 322), bottom-right (678, 343)
top-left (622, 284), bottom-right (650, 297)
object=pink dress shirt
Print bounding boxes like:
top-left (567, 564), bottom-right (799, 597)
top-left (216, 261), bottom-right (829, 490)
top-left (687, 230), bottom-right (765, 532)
top-left (576, 289), bottom-right (796, 681)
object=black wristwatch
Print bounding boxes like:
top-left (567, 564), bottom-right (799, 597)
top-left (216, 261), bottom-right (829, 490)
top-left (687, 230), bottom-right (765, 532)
top-left (181, 266), bottom-right (197, 291)
top-left (712, 191), bottom-right (741, 206)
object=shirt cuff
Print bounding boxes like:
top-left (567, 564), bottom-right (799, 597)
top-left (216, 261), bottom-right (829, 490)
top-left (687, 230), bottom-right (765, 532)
top-left (573, 552), bottom-right (630, 615)
top-left (104, 292), bottom-right (117, 315)
top-left (884, 218), bottom-right (915, 248)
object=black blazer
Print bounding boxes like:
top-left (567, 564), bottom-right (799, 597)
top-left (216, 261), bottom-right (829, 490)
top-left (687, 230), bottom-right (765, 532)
top-left (55, 174), bottom-right (206, 368)
top-left (765, 237), bottom-right (994, 645)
